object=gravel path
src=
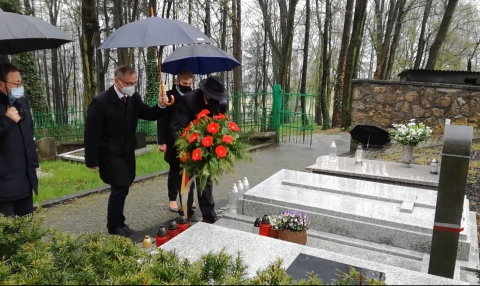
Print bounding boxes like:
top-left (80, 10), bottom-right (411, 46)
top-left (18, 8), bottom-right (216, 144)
top-left (37, 133), bottom-right (351, 235)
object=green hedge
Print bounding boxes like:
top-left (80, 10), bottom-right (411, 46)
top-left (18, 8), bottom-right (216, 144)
top-left (0, 215), bottom-right (385, 285)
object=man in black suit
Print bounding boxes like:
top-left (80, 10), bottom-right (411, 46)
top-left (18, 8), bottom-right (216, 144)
top-left (171, 75), bottom-right (229, 223)
top-left (84, 65), bottom-right (168, 237)
top-left (0, 63), bottom-right (39, 217)
top-left (157, 70), bottom-right (194, 212)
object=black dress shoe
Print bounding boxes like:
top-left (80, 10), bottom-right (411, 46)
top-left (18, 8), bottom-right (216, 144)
top-left (123, 225), bottom-right (136, 235)
top-left (108, 227), bottom-right (128, 237)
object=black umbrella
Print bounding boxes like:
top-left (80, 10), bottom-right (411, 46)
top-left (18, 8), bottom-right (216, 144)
top-left (162, 44), bottom-right (240, 75)
top-left (350, 124), bottom-right (391, 149)
top-left (98, 11), bottom-right (212, 107)
top-left (0, 8), bottom-right (72, 54)
top-left (97, 17), bottom-right (210, 49)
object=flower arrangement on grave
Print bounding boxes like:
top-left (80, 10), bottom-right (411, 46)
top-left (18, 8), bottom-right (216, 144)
top-left (389, 119), bottom-right (433, 168)
top-left (175, 109), bottom-right (250, 192)
top-left (277, 210), bottom-right (311, 245)
top-left (268, 214), bottom-right (283, 239)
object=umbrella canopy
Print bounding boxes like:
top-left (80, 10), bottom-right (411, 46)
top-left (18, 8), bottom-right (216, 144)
top-left (98, 17), bottom-right (210, 49)
top-left (162, 44), bottom-right (240, 75)
top-left (0, 8), bottom-right (72, 54)
top-left (350, 124), bottom-right (391, 148)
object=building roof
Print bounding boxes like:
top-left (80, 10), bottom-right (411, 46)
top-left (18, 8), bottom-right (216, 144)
top-left (397, 68), bottom-right (480, 77)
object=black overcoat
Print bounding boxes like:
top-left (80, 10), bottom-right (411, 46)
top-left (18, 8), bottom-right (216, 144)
top-left (84, 86), bottom-right (164, 187)
top-left (0, 95), bottom-right (39, 201)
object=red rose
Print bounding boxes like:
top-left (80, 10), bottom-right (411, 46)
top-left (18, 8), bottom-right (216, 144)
top-left (207, 122), bottom-right (219, 134)
top-left (222, 135), bottom-right (234, 144)
top-left (201, 135), bottom-right (213, 147)
top-left (215, 145), bottom-right (227, 158)
top-left (192, 148), bottom-right (202, 161)
top-left (228, 121), bottom-right (240, 132)
top-left (213, 114), bottom-right (226, 120)
top-left (197, 109), bottom-right (210, 119)
top-left (188, 132), bottom-right (199, 144)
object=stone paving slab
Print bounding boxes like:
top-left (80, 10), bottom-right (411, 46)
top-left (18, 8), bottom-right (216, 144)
top-left (37, 133), bottom-right (351, 236)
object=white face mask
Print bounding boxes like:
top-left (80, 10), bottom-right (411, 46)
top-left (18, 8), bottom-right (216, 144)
top-left (122, 86), bottom-right (135, 97)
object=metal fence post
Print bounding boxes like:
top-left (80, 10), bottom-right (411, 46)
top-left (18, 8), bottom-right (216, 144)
top-left (273, 84), bottom-right (281, 143)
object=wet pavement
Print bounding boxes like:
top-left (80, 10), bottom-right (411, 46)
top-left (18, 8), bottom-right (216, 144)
top-left (37, 132), bottom-right (351, 235)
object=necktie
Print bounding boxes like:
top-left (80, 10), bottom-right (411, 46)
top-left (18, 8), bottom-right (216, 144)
top-left (121, 96), bottom-right (127, 103)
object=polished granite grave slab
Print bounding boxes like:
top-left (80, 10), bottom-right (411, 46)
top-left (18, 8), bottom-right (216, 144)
top-left (305, 156), bottom-right (439, 190)
top-left (160, 223), bottom-right (467, 285)
top-left (239, 169), bottom-right (471, 260)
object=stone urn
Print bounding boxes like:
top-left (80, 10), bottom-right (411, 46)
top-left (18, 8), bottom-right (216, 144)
top-left (278, 229), bottom-right (307, 245)
top-left (269, 227), bottom-right (280, 239)
top-left (401, 145), bottom-right (414, 168)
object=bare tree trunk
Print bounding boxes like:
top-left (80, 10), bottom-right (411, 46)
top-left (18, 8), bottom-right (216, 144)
top-left (81, 0), bottom-right (98, 107)
top-left (232, 0), bottom-right (242, 119)
top-left (279, 0), bottom-right (299, 90)
top-left (220, 0), bottom-right (228, 80)
top-left (414, 0), bottom-right (432, 69)
top-left (373, 0), bottom-right (398, 79)
top-left (318, 0), bottom-right (331, 129)
top-left (300, 0), bottom-right (311, 129)
top-left (114, 0), bottom-right (129, 65)
top-left (205, 0), bottom-right (211, 37)
top-left (341, 0), bottom-right (368, 129)
top-left (188, 0), bottom-right (192, 24)
top-left (425, 0), bottom-right (459, 69)
top-left (385, 0), bottom-right (408, 79)
top-left (373, 0), bottom-right (385, 58)
top-left (332, 0), bottom-right (354, 128)
top-left (96, 0), bottom-right (111, 92)
top-left (47, 0), bottom-right (62, 116)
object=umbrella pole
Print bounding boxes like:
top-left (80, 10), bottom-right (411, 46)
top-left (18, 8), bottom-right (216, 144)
top-left (367, 133), bottom-right (371, 150)
top-left (156, 48), bottom-right (174, 106)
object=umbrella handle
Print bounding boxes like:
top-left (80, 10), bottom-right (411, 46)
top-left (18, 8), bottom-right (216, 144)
top-left (156, 46), bottom-right (175, 106)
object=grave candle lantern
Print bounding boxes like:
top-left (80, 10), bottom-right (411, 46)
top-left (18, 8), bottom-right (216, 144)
top-left (429, 158), bottom-right (438, 174)
top-left (355, 145), bottom-right (364, 166)
top-left (259, 214), bottom-right (271, 236)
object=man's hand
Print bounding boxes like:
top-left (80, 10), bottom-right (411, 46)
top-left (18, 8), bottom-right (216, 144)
top-left (5, 107), bottom-right (21, 123)
top-left (158, 144), bottom-right (167, 153)
top-left (90, 166), bottom-right (99, 170)
top-left (158, 92), bottom-right (169, 107)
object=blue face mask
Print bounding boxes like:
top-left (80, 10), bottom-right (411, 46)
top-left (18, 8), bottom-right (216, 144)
top-left (9, 86), bottom-right (24, 100)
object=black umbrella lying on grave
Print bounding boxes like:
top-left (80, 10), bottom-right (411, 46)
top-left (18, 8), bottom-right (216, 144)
top-left (350, 124), bottom-right (390, 149)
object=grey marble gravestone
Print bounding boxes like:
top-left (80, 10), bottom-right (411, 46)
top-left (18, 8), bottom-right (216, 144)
top-left (428, 125), bottom-right (473, 279)
top-left (36, 137), bottom-right (57, 161)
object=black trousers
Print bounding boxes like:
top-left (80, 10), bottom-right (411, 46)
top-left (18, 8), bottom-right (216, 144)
top-left (107, 185), bottom-right (129, 229)
top-left (167, 159), bottom-right (182, 202)
top-left (0, 195), bottom-right (34, 217)
top-left (185, 178), bottom-right (216, 221)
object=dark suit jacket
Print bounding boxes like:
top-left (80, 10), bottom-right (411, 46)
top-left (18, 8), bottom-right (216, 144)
top-left (157, 85), bottom-right (185, 164)
top-left (170, 89), bottom-right (228, 143)
top-left (0, 95), bottom-right (39, 202)
top-left (84, 86), bottom-right (164, 187)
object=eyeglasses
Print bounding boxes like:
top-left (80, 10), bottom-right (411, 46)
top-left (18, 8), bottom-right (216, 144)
top-left (117, 78), bottom-right (137, 87)
top-left (6, 81), bottom-right (23, 88)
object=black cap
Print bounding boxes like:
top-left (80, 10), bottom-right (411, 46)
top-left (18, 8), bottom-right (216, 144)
top-left (168, 220), bottom-right (178, 230)
top-left (177, 216), bottom-right (188, 224)
top-left (261, 215), bottom-right (270, 224)
top-left (157, 225), bottom-right (168, 237)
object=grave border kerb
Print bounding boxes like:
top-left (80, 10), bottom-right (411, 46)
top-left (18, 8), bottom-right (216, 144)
top-left (35, 142), bottom-right (276, 210)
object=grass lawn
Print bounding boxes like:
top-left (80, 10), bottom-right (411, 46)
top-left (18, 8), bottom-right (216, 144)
top-left (369, 143), bottom-right (480, 183)
top-left (36, 145), bottom-right (169, 204)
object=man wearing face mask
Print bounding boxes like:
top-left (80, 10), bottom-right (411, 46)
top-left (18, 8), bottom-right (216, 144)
top-left (171, 75), bottom-right (228, 223)
top-left (84, 65), bottom-right (168, 237)
top-left (157, 70), bottom-right (194, 212)
top-left (0, 63), bottom-right (39, 217)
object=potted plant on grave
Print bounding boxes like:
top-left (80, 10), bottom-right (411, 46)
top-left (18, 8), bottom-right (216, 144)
top-left (278, 210), bottom-right (311, 245)
top-left (389, 119), bottom-right (432, 168)
top-left (268, 215), bottom-right (282, 238)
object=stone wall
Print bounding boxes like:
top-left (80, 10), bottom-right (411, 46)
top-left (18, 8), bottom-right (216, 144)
top-left (352, 79), bottom-right (480, 134)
